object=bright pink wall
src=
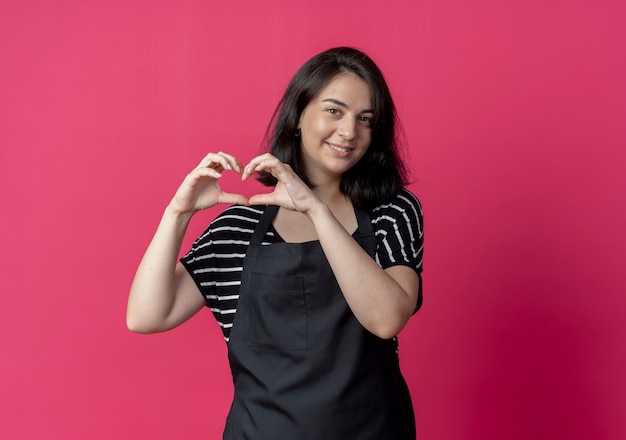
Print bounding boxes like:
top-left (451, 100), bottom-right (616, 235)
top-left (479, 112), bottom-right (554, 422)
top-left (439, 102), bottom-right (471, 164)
top-left (1, 1), bottom-right (624, 439)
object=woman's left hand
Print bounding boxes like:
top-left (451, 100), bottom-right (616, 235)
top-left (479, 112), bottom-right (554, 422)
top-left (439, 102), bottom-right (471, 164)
top-left (242, 153), bottom-right (320, 213)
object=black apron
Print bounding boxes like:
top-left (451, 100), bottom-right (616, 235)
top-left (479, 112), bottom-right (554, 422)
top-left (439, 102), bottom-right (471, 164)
top-left (224, 205), bottom-right (416, 439)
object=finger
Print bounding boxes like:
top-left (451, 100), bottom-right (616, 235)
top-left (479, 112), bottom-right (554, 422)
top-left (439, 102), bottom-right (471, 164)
top-left (247, 192), bottom-right (277, 206)
top-left (243, 155), bottom-right (284, 180)
top-left (242, 153), bottom-right (275, 176)
top-left (187, 166), bottom-right (222, 182)
top-left (216, 151), bottom-right (244, 173)
top-left (217, 191), bottom-right (250, 206)
top-left (196, 152), bottom-right (239, 173)
top-left (196, 152), bottom-right (221, 168)
top-left (258, 160), bottom-right (293, 182)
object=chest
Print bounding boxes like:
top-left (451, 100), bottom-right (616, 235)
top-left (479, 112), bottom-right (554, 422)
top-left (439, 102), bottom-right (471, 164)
top-left (272, 205), bottom-right (358, 243)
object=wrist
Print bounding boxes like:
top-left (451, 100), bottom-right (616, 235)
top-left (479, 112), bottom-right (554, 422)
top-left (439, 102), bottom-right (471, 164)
top-left (164, 204), bottom-right (195, 224)
top-left (304, 200), bottom-right (331, 224)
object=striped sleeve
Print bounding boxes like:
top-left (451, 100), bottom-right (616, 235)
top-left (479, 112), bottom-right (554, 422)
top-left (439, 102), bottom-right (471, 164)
top-left (371, 188), bottom-right (424, 274)
top-left (180, 205), bottom-right (272, 341)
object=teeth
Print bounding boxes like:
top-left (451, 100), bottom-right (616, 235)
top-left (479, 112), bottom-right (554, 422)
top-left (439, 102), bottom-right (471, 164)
top-left (329, 143), bottom-right (349, 153)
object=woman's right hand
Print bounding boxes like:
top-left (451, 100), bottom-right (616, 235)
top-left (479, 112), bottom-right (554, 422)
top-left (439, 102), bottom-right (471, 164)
top-left (169, 151), bottom-right (249, 215)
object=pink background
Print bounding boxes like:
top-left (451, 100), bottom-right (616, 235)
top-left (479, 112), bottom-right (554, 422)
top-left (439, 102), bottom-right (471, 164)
top-left (1, 0), bottom-right (625, 439)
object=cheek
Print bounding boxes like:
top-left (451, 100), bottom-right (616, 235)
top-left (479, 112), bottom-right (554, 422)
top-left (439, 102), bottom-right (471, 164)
top-left (302, 118), bottom-right (330, 144)
top-left (299, 130), bottom-right (318, 153)
top-left (310, 116), bottom-right (329, 134)
top-left (359, 129), bottom-right (372, 146)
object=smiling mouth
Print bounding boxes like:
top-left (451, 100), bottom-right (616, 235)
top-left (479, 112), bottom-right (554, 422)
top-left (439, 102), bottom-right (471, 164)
top-left (327, 142), bottom-right (351, 153)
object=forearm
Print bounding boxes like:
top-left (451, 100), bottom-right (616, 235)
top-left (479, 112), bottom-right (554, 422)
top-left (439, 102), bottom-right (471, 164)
top-left (307, 204), bottom-right (418, 339)
top-left (126, 206), bottom-right (194, 332)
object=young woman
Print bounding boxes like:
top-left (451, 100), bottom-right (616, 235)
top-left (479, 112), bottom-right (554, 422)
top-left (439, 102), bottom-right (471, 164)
top-left (128, 47), bottom-right (424, 439)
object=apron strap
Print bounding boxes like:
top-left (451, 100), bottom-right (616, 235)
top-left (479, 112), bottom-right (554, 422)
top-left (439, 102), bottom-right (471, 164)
top-left (354, 206), bottom-right (376, 258)
top-left (251, 205), bottom-right (278, 246)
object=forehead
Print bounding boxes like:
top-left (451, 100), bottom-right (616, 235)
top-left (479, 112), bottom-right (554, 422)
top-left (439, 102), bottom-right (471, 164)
top-left (314, 74), bottom-right (373, 110)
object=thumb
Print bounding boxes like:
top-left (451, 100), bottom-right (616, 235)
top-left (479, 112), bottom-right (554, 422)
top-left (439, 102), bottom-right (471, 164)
top-left (247, 192), bottom-right (278, 206)
top-left (218, 191), bottom-right (249, 205)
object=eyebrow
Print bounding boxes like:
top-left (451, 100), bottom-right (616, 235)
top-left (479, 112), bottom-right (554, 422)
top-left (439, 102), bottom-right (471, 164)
top-left (321, 98), bottom-right (374, 114)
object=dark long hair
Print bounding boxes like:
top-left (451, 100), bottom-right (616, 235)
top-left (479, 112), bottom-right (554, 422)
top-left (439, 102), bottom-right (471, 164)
top-left (258, 47), bottom-right (407, 210)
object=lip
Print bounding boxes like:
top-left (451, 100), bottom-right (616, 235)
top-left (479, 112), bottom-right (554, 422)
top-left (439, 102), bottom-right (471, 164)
top-left (326, 142), bottom-right (353, 155)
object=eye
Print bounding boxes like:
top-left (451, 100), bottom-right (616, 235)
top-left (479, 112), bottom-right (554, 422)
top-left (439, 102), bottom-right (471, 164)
top-left (359, 115), bottom-right (373, 126)
top-left (326, 108), bottom-right (340, 116)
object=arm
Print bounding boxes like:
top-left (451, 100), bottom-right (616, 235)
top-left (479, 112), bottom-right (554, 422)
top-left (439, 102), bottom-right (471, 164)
top-left (126, 208), bottom-right (205, 333)
top-left (307, 204), bottom-right (420, 339)
top-left (127, 152), bottom-right (248, 333)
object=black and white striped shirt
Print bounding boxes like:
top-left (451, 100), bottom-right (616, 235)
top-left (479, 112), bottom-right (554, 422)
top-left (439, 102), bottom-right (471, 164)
top-left (181, 188), bottom-right (424, 342)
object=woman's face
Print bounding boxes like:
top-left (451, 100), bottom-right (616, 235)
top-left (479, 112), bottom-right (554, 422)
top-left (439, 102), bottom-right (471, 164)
top-left (297, 74), bottom-right (373, 185)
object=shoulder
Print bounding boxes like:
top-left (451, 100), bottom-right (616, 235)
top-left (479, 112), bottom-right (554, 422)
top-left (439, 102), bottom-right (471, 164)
top-left (184, 205), bottom-right (267, 257)
top-left (369, 189), bottom-right (424, 272)
top-left (197, 204), bottom-right (267, 239)
top-left (211, 204), bottom-right (266, 228)
top-left (370, 189), bottom-right (423, 235)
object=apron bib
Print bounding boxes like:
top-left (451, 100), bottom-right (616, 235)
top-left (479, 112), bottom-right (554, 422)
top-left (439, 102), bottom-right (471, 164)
top-left (224, 205), bottom-right (415, 439)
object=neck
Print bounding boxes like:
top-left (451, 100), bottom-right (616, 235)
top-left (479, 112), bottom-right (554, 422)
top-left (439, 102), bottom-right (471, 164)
top-left (311, 181), bottom-right (348, 207)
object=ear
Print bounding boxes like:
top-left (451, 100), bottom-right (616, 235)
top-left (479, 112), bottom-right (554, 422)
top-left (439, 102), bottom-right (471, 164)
top-left (295, 119), bottom-right (302, 137)
top-left (297, 108), bottom-right (306, 130)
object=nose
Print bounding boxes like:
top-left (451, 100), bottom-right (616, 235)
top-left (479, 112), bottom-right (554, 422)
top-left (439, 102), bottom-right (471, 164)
top-left (338, 118), bottom-right (356, 140)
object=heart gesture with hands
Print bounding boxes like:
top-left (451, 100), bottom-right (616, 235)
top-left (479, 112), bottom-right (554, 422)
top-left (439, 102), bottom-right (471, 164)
top-left (169, 151), bottom-right (319, 217)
